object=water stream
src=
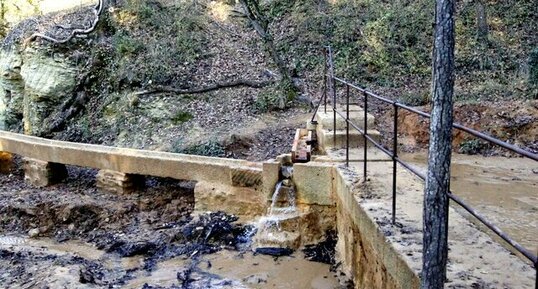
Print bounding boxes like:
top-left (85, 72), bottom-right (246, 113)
top-left (254, 165), bottom-right (302, 250)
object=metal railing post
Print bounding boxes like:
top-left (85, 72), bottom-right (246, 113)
top-left (323, 49), bottom-right (328, 114)
top-left (534, 261), bottom-right (537, 289)
top-left (392, 104), bottom-right (398, 224)
top-left (346, 84), bottom-right (350, 167)
top-left (363, 91), bottom-right (368, 182)
top-left (329, 47), bottom-right (336, 148)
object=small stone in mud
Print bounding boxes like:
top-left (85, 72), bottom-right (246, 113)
top-left (243, 273), bottom-right (268, 284)
top-left (28, 228), bottom-right (40, 238)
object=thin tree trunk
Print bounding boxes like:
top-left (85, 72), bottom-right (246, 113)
top-left (475, 0), bottom-right (488, 43)
top-left (421, 0), bottom-right (455, 288)
top-left (238, 0), bottom-right (298, 103)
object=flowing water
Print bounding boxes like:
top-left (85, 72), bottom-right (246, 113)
top-left (254, 165), bottom-right (303, 250)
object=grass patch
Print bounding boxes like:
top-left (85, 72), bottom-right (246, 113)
top-left (171, 111), bottom-right (193, 125)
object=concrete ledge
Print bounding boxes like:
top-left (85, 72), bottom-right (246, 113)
top-left (262, 160), bottom-right (280, 198)
top-left (0, 131), bottom-right (261, 186)
top-left (194, 181), bottom-right (266, 219)
top-left (316, 111), bottom-right (375, 130)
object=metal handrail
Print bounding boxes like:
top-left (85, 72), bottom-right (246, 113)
top-left (313, 46), bottom-right (538, 286)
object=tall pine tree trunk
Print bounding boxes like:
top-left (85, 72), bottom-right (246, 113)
top-left (421, 0), bottom-right (455, 288)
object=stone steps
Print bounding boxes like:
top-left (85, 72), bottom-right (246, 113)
top-left (317, 128), bottom-right (381, 150)
top-left (312, 104), bottom-right (382, 152)
top-left (316, 111), bottom-right (375, 131)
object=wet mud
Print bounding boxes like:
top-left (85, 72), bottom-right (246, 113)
top-left (0, 158), bottom-right (348, 288)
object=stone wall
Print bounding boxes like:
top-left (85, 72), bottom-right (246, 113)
top-left (334, 169), bottom-right (420, 289)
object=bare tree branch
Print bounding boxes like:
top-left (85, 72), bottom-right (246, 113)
top-left (238, 0), bottom-right (299, 105)
top-left (132, 79), bottom-right (274, 97)
top-left (24, 0), bottom-right (104, 46)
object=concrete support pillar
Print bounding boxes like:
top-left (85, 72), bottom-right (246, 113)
top-left (96, 169), bottom-right (144, 194)
top-left (23, 158), bottom-right (68, 187)
top-left (0, 152), bottom-right (13, 173)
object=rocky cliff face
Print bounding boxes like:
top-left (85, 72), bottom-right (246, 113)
top-left (0, 47), bottom-right (80, 135)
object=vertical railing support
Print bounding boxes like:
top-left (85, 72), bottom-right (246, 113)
top-left (392, 104), bottom-right (398, 224)
top-left (534, 261), bottom-right (537, 289)
top-left (329, 47), bottom-right (336, 148)
top-left (323, 49), bottom-right (328, 114)
top-left (363, 91), bottom-right (368, 182)
top-left (346, 84), bottom-right (350, 167)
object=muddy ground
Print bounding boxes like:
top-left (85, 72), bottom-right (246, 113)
top-left (0, 157), bottom-right (346, 288)
top-left (375, 100), bottom-right (538, 156)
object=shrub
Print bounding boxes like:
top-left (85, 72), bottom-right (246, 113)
top-left (182, 141), bottom-right (226, 157)
top-left (253, 84), bottom-right (288, 112)
top-left (171, 111), bottom-right (193, 125)
top-left (459, 139), bottom-right (489, 155)
top-left (398, 92), bottom-right (429, 106)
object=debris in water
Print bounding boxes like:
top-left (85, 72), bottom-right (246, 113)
top-left (303, 231), bottom-right (337, 265)
top-left (255, 247), bottom-right (294, 257)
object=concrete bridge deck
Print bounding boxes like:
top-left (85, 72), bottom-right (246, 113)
top-left (0, 130), bottom-right (262, 186)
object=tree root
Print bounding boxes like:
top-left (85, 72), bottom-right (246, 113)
top-left (133, 79), bottom-right (274, 96)
top-left (24, 0), bottom-right (104, 46)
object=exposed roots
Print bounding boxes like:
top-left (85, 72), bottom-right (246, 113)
top-left (23, 0), bottom-right (104, 46)
top-left (133, 79), bottom-right (275, 97)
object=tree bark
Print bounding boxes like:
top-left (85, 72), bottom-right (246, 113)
top-left (421, 0), bottom-right (455, 288)
top-left (475, 0), bottom-right (488, 43)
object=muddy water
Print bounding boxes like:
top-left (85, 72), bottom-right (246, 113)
top-left (207, 251), bottom-right (340, 289)
top-left (0, 235), bottom-right (343, 288)
top-left (400, 153), bottom-right (537, 251)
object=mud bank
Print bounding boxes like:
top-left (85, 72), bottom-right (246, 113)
top-left (0, 159), bottom-right (348, 288)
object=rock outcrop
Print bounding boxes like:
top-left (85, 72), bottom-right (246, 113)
top-left (0, 47), bottom-right (80, 135)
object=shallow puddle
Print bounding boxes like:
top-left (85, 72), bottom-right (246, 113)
top-left (207, 250), bottom-right (341, 289)
top-left (401, 153), bottom-right (537, 250)
top-left (0, 235), bottom-right (344, 288)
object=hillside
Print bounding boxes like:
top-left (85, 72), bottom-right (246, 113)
top-left (0, 0), bottom-right (536, 158)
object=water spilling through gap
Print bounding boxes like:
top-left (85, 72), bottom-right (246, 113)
top-left (254, 165), bottom-right (303, 252)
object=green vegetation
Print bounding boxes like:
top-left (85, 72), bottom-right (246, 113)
top-left (171, 111), bottom-right (193, 125)
top-left (104, 0), bottom-right (208, 88)
top-left (1, 0), bottom-right (535, 152)
top-left (458, 139), bottom-right (489, 155)
top-left (264, 0), bottom-right (536, 102)
top-left (253, 83), bottom-right (295, 112)
top-left (529, 48), bottom-right (538, 88)
top-left (398, 92), bottom-right (429, 107)
top-left (176, 140), bottom-right (226, 157)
